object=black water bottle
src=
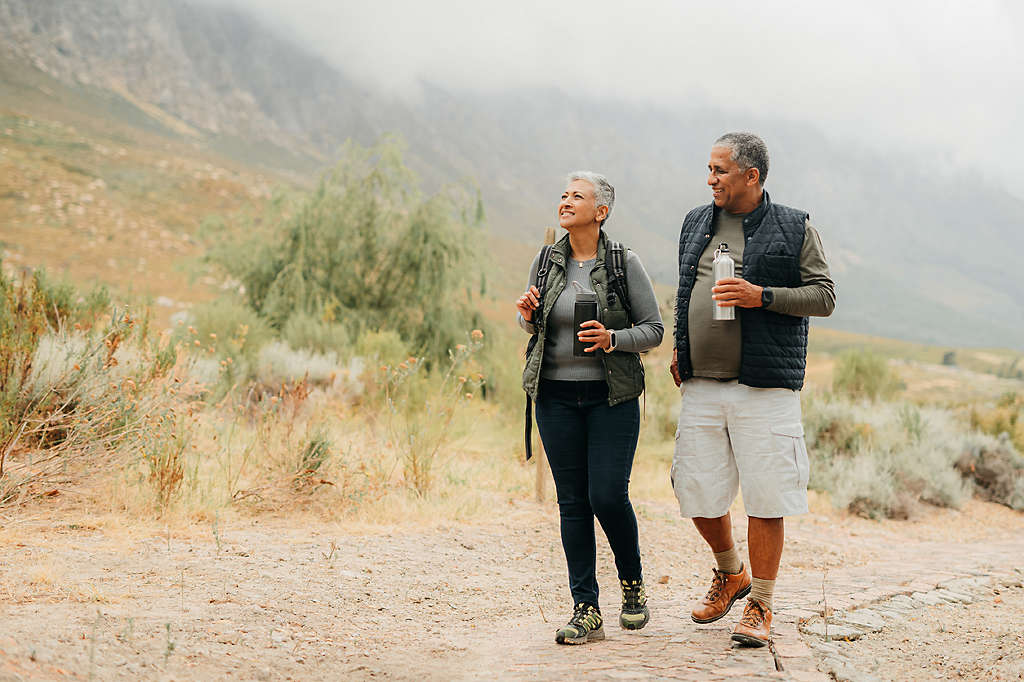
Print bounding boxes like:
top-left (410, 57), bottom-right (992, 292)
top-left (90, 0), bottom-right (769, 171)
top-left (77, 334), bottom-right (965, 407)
top-left (573, 291), bottom-right (599, 357)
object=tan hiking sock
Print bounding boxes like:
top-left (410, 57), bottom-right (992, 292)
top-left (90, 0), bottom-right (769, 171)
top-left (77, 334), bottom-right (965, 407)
top-left (713, 546), bottom-right (742, 575)
top-left (749, 577), bottom-right (775, 610)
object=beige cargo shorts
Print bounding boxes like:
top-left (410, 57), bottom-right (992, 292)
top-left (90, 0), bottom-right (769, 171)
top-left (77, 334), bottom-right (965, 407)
top-left (671, 378), bottom-right (809, 518)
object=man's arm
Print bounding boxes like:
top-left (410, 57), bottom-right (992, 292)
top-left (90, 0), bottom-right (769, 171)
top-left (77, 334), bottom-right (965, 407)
top-left (765, 221), bottom-right (835, 317)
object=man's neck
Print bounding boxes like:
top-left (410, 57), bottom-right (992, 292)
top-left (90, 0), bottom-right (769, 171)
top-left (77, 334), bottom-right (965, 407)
top-left (725, 189), bottom-right (764, 216)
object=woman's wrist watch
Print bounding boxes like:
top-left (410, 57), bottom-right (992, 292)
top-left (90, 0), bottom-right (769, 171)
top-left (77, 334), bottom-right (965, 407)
top-left (608, 329), bottom-right (617, 351)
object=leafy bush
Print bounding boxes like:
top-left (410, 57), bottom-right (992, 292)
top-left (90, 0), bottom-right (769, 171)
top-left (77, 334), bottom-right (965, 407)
top-left (832, 349), bottom-right (903, 401)
top-left (356, 329), bottom-right (409, 367)
top-left (256, 341), bottom-right (342, 388)
top-left (206, 137), bottom-right (486, 364)
top-left (282, 311), bottom-right (350, 355)
top-left (804, 395), bottom-right (975, 518)
top-left (175, 297), bottom-right (274, 391)
top-left (969, 392), bottom-right (1024, 453)
top-left (954, 432), bottom-right (1024, 510)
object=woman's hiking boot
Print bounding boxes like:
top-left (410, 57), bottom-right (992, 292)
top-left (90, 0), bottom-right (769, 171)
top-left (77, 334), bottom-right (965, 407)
top-left (619, 578), bottom-right (650, 630)
top-left (555, 603), bottom-right (604, 645)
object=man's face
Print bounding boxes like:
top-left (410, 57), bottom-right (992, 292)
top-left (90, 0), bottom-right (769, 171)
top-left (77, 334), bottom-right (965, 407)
top-left (707, 146), bottom-right (756, 212)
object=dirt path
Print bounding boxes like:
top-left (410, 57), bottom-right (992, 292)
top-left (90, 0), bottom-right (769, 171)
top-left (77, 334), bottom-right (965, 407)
top-left (1, 498), bottom-right (1022, 680)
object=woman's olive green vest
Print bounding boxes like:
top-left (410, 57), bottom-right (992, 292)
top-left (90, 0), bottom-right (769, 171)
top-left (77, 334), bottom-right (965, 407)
top-left (522, 231), bottom-right (645, 406)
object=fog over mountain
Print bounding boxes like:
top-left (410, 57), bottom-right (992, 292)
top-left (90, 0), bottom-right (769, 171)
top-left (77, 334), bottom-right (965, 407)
top-left (2, 0), bottom-right (1023, 349)
top-left (200, 0), bottom-right (1024, 191)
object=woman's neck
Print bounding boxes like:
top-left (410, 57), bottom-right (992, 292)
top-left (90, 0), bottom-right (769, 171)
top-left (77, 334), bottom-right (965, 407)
top-left (568, 224), bottom-right (600, 260)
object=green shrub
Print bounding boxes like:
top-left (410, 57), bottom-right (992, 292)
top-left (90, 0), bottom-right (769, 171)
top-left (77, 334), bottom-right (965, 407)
top-left (832, 349), bottom-right (902, 401)
top-left (206, 137), bottom-right (486, 364)
top-left (282, 311), bottom-right (350, 355)
top-left (180, 297), bottom-right (273, 385)
top-left (356, 329), bottom-right (409, 367)
top-left (804, 394), bottom-right (974, 518)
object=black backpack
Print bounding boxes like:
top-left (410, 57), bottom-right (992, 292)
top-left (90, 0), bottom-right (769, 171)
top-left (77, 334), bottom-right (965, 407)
top-left (524, 241), bottom-right (631, 460)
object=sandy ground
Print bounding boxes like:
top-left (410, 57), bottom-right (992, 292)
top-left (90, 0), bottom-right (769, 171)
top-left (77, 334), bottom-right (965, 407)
top-left (1, 495), bottom-right (1022, 680)
top-left (829, 582), bottom-right (1024, 681)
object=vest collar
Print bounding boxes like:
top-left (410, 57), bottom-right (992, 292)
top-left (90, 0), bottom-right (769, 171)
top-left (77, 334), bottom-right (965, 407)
top-left (710, 191), bottom-right (772, 238)
top-left (550, 229), bottom-right (609, 267)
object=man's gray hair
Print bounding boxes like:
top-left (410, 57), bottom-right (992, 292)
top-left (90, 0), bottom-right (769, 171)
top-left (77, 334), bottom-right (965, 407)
top-left (714, 132), bottom-right (770, 186)
top-left (566, 170), bottom-right (615, 225)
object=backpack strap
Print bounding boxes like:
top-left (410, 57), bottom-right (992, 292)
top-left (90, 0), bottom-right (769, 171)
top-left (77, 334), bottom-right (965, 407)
top-left (525, 244), bottom-right (554, 461)
top-left (532, 244), bottom-right (554, 335)
top-left (607, 240), bottom-right (632, 321)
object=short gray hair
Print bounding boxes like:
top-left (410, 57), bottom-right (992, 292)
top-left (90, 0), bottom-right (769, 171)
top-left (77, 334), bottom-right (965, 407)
top-left (566, 170), bottom-right (615, 225)
top-left (714, 132), bottom-right (770, 186)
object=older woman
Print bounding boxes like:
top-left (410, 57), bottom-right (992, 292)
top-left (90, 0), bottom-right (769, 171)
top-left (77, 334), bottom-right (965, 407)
top-left (517, 171), bottom-right (664, 645)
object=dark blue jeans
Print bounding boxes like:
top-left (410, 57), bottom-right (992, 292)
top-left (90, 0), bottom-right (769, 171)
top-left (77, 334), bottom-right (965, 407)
top-left (535, 378), bottom-right (642, 607)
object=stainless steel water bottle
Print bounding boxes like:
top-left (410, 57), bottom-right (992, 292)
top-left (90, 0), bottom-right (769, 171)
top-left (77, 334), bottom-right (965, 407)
top-left (712, 242), bottom-right (735, 321)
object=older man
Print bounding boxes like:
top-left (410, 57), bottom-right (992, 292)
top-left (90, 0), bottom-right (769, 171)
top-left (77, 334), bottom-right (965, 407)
top-left (669, 132), bottom-right (835, 646)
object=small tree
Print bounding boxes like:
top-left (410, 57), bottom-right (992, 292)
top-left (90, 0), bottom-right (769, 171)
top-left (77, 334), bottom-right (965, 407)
top-left (208, 137), bottom-right (485, 363)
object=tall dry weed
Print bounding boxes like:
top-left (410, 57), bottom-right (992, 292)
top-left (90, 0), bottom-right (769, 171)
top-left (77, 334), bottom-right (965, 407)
top-left (372, 330), bottom-right (485, 495)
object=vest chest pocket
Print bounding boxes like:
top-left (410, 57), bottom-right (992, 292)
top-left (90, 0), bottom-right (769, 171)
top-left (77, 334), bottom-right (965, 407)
top-left (604, 309), bottom-right (628, 331)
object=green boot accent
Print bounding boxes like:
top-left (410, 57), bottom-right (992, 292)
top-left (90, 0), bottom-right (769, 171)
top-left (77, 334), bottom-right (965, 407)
top-left (619, 578), bottom-right (650, 630)
top-left (555, 603), bottom-right (605, 645)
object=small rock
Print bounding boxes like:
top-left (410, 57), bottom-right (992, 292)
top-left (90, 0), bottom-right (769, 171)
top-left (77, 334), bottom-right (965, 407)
top-left (932, 588), bottom-right (973, 604)
top-left (801, 621), bottom-right (866, 641)
top-left (841, 609), bottom-right (885, 631)
top-left (910, 591), bottom-right (943, 606)
top-left (885, 595), bottom-right (916, 611)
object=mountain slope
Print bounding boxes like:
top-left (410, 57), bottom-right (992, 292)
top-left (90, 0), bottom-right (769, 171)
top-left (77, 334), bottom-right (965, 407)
top-left (1, 0), bottom-right (1022, 348)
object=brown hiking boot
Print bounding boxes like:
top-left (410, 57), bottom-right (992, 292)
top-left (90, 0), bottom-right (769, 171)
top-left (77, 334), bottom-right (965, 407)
top-left (690, 563), bottom-right (751, 624)
top-left (730, 598), bottom-right (773, 647)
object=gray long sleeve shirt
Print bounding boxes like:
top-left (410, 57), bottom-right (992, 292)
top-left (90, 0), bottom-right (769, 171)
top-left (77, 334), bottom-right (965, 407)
top-left (518, 250), bottom-right (664, 381)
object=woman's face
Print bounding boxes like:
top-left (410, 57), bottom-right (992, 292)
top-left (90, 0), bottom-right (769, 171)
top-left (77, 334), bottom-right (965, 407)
top-left (558, 179), bottom-right (606, 230)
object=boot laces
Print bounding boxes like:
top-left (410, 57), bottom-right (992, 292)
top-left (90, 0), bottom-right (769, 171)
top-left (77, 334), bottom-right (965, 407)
top-left (621, 579), bottom-right (647, 609)
top-left (569, 603), bottom-right (598, 630)
top-left (739, 599), bottom-right (767, 628)
top-left (704, 569), bottom-right (727, 602)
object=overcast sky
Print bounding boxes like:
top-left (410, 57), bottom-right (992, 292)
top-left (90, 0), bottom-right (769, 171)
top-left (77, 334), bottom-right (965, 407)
top-left (208, 0), bottom-right (1022, 190)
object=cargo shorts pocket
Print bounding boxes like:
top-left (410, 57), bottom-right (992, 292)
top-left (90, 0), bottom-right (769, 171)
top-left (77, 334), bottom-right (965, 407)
top-left (770, 422), bottom-right (809, 490)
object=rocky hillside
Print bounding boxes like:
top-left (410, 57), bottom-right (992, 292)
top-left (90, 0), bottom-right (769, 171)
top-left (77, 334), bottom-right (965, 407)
top-left (2, 0), bottom-right (1023, 349)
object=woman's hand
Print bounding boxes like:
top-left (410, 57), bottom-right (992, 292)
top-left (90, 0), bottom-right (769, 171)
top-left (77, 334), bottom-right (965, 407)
top-left (517, 285), bottom-right (541, 321)
top-left (578, 320), bottom-right (611, 352)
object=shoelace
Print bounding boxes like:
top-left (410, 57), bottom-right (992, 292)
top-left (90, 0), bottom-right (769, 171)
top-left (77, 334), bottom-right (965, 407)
top-left (569, 604), bottom-right (598, 630)
top-left (704, 569), bottom-right (727, 602)
top-left (739, 600), bottom-right (767, 627)
top-left (621, 580), bottom-right (647, 608)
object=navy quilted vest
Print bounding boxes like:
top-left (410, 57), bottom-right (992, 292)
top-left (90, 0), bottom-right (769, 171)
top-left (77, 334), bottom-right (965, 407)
top-left (673, 192), bottom-right (809, 390)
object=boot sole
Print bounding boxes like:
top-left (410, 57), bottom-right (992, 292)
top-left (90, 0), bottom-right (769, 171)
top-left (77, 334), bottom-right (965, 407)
top-left (556, 626), bottom-right (605, 645)
top-left (691, 584), bottom-right (751, 624)
top-left (730, 631), bottom-right (769, 647)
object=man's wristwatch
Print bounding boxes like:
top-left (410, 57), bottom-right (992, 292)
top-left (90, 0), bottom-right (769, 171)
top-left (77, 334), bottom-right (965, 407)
top-left (760, 287), bottom-right (774, 308)
top-left (608, 330), bottom-right (617, 351)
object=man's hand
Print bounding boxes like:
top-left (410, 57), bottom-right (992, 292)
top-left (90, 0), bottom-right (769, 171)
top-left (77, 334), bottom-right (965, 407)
top-left (516, 285), bottom-right (541, 321)
top-left (578, 320), bottom-right (611, 352)
top-left (712, 278), bottom-right (764, 308)
top-left (670, 348), bottom-right (681, 387)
